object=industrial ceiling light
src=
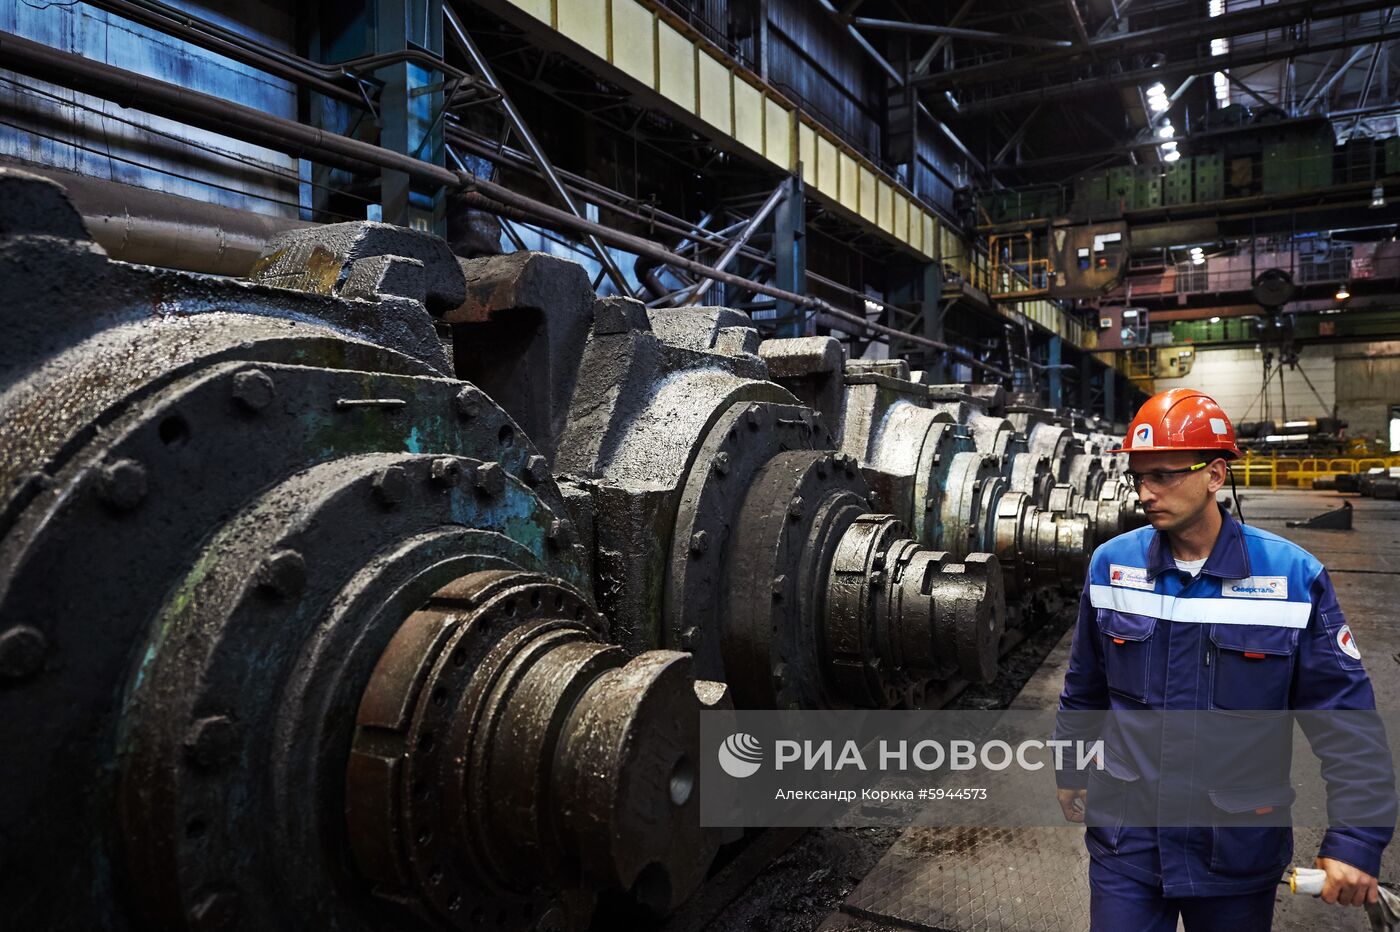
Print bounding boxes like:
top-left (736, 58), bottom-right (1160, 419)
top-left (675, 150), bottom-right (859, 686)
top-left (1163, 149), bottom-right (1182, 162)
top-left (1335, 283), bottom-right (1351, 301)
top-left (1147, 82), bottom-right (1169, 113)
top-left (1157, 122), bottom-right (1175, 139)
top-left (1190, 246), bottom-right (1205, 265)
top-left (1210, 316), bottom-right (1221, 323)
top-left (1372, 184), bottom-right (1386, 208)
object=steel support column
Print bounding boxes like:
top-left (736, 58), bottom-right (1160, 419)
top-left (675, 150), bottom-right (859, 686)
top-left (1104, 367), bottom-right (1117, 422)
top-left (1049, 336), bottom-right (1063, 410)
top-left (1080, 353), bottom-right (1094, 411)
top-left (774, 172), bottom-right (807, 337)
top-left (376, 0), bottom-right (445, 232)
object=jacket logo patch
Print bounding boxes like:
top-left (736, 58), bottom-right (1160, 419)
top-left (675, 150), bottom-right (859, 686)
top-left (1220, 575), bottom-right (1288, 599)
top-left (1337, 624), bottom-right (1361, 659)
top-left (1109, 564), bottom-right (1154, 591)
top-left (1133, 424), bottom-right (1154, 448)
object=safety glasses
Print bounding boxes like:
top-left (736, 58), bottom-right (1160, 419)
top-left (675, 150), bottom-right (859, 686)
top-left (1125, 460), bottom-right (1213, 491)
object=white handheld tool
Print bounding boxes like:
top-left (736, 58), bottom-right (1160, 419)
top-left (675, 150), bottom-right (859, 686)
top-left (1289, 866), bottom-right (1327, 895)
top-left (1284, 866), bottom-right (1400, 931)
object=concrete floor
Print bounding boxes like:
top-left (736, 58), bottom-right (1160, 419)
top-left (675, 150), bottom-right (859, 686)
top-left (820, 488), bottom-right (1400, 932)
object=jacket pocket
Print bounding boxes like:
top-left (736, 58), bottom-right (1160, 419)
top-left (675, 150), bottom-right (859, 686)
top-left (1099, 611), bottom-right (1156, 704)
top-left (1208, 783), bottom-right (1295, 876)
top-left (1085, 753), bottom-right (1141, 853)
top-left (1209, 625), bottom-right (1298, 710)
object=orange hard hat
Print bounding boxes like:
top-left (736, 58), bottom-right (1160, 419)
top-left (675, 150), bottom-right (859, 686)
top-left (1108, 388), bottom-right (1242, 459)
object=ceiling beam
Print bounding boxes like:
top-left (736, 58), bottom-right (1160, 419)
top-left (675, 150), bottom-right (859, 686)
top-left (945, 18), bottom-right (1400, 114)
top-left (912, 0), bottom-right (1395, 91)
top-left (850, 16), bottom-right (1073, 49)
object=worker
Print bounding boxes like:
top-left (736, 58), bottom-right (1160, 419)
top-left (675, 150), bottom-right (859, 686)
top-left (1054, 388), bottom-right (1394, 930)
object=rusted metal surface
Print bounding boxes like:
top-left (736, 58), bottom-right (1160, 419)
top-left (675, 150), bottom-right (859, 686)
top-left (347, 569), bottom-right (727, 928)
top-left (0, 169), bottom-right (716, 932)
top-left (0, 166), bottom-right (1142, 931)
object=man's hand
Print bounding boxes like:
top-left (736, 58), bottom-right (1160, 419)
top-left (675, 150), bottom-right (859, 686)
top-left (1057, 788), bottom-right (1086, 823)
top-left (1315, 856), bottom-right (1379, 907)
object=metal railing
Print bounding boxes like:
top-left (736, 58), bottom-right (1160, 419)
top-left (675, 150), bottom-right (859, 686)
top-left (1228, 453), bottom-right (1400, 489)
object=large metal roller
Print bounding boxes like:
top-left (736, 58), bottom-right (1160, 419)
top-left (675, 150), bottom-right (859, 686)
top-left (449, 282), bottom-right (1007, 703)
top-left (0, 170), bottom-right (723, 932)
top-left (758, 340), bottom-right (1098, 596)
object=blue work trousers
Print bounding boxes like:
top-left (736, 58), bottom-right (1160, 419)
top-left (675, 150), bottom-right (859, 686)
top-left (1090, 858), bottom-right (1277, 931)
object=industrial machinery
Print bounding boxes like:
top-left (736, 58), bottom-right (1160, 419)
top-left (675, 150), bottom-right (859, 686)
top-left (0, 169), bottom-right (1134, 931)
top-left (756, 344), bottom-right (1141, 597)
top-left (445, 256), bottom-right (1008, 705)
top-left (0, 170), bottom-right (722, 932)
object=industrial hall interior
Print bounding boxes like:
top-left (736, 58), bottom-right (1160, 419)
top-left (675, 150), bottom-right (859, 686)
top-left (3, 0), bottom-right (1400, 930)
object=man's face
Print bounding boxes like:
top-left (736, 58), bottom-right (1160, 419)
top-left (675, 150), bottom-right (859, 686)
top-left (1127, 449), bottom-right (1227, 533)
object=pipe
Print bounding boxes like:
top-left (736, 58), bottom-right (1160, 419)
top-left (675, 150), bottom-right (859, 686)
top-left (913, 0), bottom-right (1395, 90)
top-left (949, 18), bottom-right (1400, 114)
top-left (443, 6), bottom-right (635, 299)
top-left (1064, 0), bottom-right (1092, 47)
top-left (459, 185), bottom-right (1009, 376)
top-left (0, 30), bottom-right (1004, 374)
top-left (851, 16), bottom-right (1073, 49)
top-left (685, 182), bottom-right (786, 305)
top-left (0, 31), bottom-right (458, 187)
top-left (80, 0), bottom-right (361, 106)
top-left (913, 0), bottom-right (976, 73)
top-left (1301, 46), bottom-right (1373, 113)
top-left (0, 161), bottom-right (308, 276)
top-left (1346, 9), bottom-right (1394, 136)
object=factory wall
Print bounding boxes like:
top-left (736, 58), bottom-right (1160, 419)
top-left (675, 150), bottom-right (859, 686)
top-left (1, 1), bottom-right (299, 217)
top-left (1151, 340), bottom-right (1400, 444)
top-left (1335, 342), bottom-right (1400, 441)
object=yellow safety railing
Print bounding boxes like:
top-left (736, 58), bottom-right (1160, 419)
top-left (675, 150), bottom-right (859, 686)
top-left (1227, 453), bottom-right (1400, 490)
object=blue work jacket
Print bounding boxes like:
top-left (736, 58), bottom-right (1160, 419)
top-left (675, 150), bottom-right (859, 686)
top-left (1056, 505), bottom-right (1395, 896)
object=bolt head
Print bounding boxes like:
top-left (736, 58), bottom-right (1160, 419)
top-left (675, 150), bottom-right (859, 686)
top-left (712, 452), bottom-right (730, 476)
top-left (475, 461), bottom-right (505, 497)
top-left (184, 715), bottom-right (239, 771)
top-left (547, 518), bottom-right (575, 549)
top-left (788, 496), bottom-right (804, 520)
top-left (689, 530), bottom-right (710, 555)
top-left (98, 459), bottom-right (147, 510)
top-left (523, 454), bottom-right (550, 486)
top-left (455, 386), bottom-right (485, 419)
top-left (745, 408), bottom-right (761, 430)
top-left (430, 456), bottom-right (461, 485)
top-left (372, 465), bottom-right (407, 505)
top-left (231, 369), bottom-right (275, 411)
top-left (680, 626), bottom-right (699, 650)
top-left (0, 626), bottom-right (47, 680)
top-left (256, 549), bottom-right (306, 599)
top-left (771, 575), bottom-right (787, 600)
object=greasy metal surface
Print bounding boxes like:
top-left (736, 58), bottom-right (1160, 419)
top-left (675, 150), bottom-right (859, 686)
top-left (723, 449), bottom-right (872, 709)
top-left (665, 400), bottom-right (827, 677)
top-left (347, 570), bottom-right (728, 928)
top-left (0, 169), bottom-right (716, 932)
top-left (764, 354), bottom-right (1120, 598)
top-left (247, 221), bottom-right (466, 315)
